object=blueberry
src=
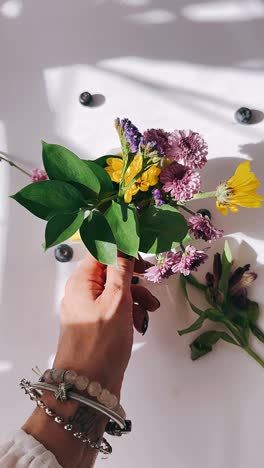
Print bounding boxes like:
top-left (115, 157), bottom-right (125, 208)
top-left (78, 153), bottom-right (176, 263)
top-left (54, 244), bottom-right (73, 262)
top-left (235, 107), bottom-right (252, 124)
top-left (197, 208), bottom-right (211, 219)
top-left (79, 91), bottom-right (93, 106)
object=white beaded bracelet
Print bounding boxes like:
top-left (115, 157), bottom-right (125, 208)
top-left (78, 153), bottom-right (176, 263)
top-left (30, 381), bottom-right (127, 430)
top-left (40, 368), bottom-right (125, 418)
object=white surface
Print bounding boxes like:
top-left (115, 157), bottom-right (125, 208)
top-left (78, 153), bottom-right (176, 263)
top-left (0, 1), bottom-right (264, 467)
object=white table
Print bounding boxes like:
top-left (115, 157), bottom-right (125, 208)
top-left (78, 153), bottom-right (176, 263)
top-left (1, 1), bottom-right (264, 467)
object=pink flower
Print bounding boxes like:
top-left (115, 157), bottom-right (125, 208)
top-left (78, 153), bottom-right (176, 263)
top-left (168, 130), bottom-right (208, 169)
top-left (31, 168), bottom-right (48, 182)
top-left (143, 128), bottom-right (170, 156)
top-left (160, 162), bottom-right (200, 201)
top-left (171, 245), bottom-right (209, 276)
top-left (144, 251), bottom-right (175, 283)
top-left (188, 213), bottom-right (224, 242)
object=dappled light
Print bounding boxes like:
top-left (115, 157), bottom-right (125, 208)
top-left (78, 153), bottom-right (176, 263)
top-left (0, 0), bottom-right (22, 18)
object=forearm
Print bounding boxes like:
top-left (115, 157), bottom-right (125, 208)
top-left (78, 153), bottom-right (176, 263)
top-left (23, 392), bottom-right (108, 468)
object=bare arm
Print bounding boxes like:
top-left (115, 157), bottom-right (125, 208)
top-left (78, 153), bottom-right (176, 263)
top-left (23, 252), bottom-right (160, 468)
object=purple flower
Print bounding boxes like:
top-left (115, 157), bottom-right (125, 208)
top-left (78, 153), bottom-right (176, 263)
top-left (168, 130), bottom-right (208, 169)
top-left (229, 264), bottom-right (257, 296)
top-left (30, 168), bottom-right (48, 182)
top-left (188, 213), bottom-right (224, 242)
top-left (144, 252), bottom-right (175, 283)
top-left (171, 245), bottom-right (209, 276)
top-left (152, 188), bottom-right (165, 206)
top-left (160, 162), bottom-right (200, 201)
top-left (143, 128), bottom-right (170, 156)
top-left (115, 117), bottom-right (143, 153)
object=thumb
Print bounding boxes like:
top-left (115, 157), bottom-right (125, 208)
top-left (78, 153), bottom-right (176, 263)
top-left (105, 251), bottom-right (135, 295)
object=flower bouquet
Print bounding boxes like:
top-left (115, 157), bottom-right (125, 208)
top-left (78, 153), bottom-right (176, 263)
top-left (2, 118), bottom-right (264, 366)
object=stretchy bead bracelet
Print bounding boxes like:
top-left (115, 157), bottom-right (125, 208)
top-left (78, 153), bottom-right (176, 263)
top-left (20, 379), bottom-right (112, 455)
top-left (30, 380), bottom-right (126, 430)
top-left (41, 368), bottom-right (122, 414)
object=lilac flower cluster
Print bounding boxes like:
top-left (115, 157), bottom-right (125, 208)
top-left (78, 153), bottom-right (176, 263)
top-left (152, 188), bottom-right (165, 206)
top-left (115, 118), bottom-right (143, 153)
top-left (144, 245), bottom-right (209, 283)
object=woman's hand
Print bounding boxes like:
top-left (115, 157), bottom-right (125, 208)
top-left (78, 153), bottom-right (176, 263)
top-left (24, 252), bottom-right (160, 468)
top-left (54, 252), bottom-right (160, 397)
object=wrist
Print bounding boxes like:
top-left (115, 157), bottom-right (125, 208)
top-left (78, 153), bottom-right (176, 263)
top-left (54, 326), bottom-right (125, 397)
top-left (23, 391), bottom-right (108, 468)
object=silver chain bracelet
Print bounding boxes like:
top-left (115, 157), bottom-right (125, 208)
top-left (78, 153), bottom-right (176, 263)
top-left (20, 379), bottom-right (112, 455)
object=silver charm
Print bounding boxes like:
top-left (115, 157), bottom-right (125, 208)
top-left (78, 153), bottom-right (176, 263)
top-left (54, 382), bottom-right (73, 402)
top-left (45, 407), bottom-right (55, 417)
top-left (64, 424), bottom-right (73, 431)
top-left (54, 416), bottom-right (64, 424)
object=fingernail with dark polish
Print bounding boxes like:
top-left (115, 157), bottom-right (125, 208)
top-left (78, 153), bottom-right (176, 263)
top-left (117, 251), bottom-right (133, 260)
top-left (151, 295), bottom-right (160, 308)
top-left (141, 315), bottom-right (149, 335)
top-left (131, 276), bottom-right (139, 284)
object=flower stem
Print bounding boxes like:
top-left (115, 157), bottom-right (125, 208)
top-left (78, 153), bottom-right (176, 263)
top-left (191, 191), bottom-right (216, 201)
top-left (96, 194), bottom-right (117, 209)
top-left (0, 151), bottom-right (31, 177)
top-left (244, 346), bottom-right (264, 368)
top-left (178, 204), bottom-right (196, 216)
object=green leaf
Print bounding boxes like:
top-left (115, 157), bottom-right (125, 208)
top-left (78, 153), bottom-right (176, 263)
top-left (42, 142), bottom-right (100, 194)
top-left (185, 274), bottom-right (206, 291)
top-left (105, 201), bottom-right (139, 257)
top-left (178, 308), bottom-right (225, 336)
top-left (178, 316), bottom-right (206, 336)
top-left (45, 211), bottom-right (84, 249)
top-left (169, 233), bottom-right (194, 250)
top-left (190, 331), bottom-right (237, 361)
top-left (225, 301), bottom-right (250, 344)
top-left (139, 205), bottom-right (188, 254)
top-left (11, 180), bottom-right (86, 220)
top-left (80, 210), bottom-right (117, 265)
top-left (219, 240), bottom-right (233, 297)
top-left (179, 274), bottom-right (204, 316)
top-left (250, 323), bottom-right (264, 343)
top-left (82, 160), bottom-right (113, 194)
top-left (247, 300), bottom-right (260, 323)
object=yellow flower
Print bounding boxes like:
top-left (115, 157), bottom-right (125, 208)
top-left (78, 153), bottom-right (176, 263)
top-left (69, 231), bottom-right (81, 242)
top-left (105, 155), bottom-right (161, 203)
top-left (216, 161), bottom-right (264, 215)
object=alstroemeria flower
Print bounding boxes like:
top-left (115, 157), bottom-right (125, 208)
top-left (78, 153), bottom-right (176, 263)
top-left (105, 155), bottom-right (160, 203)
top-left (216, 161), bottom-right (264, 215)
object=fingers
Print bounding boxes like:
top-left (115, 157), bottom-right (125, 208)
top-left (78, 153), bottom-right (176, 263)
top-left (133, 304), bottom-right (149, 335)
top-left (105, 252), bottom-right (135, 295)
top-left (134, 255), bottom-right (153, 275)
top-left (66, 251), bottom-right (106, 299)
top-left (131, 285), bottom-right (160, 312)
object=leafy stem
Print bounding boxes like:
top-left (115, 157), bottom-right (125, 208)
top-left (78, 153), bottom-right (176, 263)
top-left (191, 191), bottom-right (216, 201)
top-left (244, 346), bottom-right (264, 368)
top-left (0, 151), bottom-right (31, 177)
top-left (96, 194), bottom-right (118, 209)
top-left (178, 204), bottom-right (196, 216)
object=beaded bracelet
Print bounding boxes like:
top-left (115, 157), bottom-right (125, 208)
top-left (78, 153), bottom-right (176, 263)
top-left (20, 379), bottom-right (112, 455)
top-left (30, 380), bottom-right (127, 430)
top-left (41, 368), bottom-right (123, 415)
